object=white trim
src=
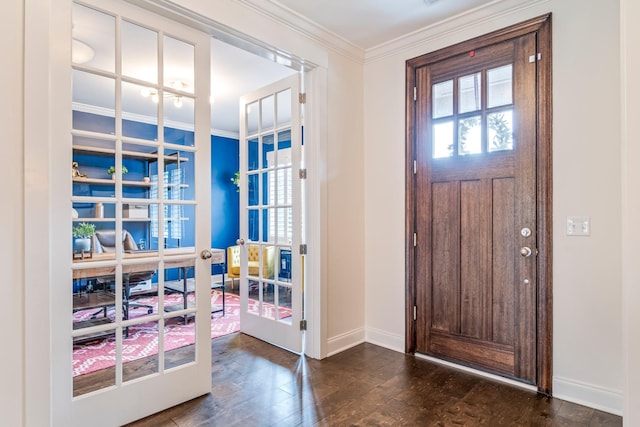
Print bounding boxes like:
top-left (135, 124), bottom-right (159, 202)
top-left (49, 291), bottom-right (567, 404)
top-left (302, 66), bottom-right (328, 360)
top-left (364, 0), bottom-right (552, 63)
top-left (234, 0), bottom-right (364, 63)
top-left (326, 327), bottom-right (365, 357)
top-left (211, 128), bottom-right (240, 139)
top-left (72, 102), bottom-right (239, 139)
top-left (25, 0), bottom-right (58, 424)
top-left (365, 327), bottom-right (404, 354)
top-left (553, 376), bottom-right (623, 416)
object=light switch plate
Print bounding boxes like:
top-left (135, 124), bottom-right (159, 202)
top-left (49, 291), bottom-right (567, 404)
top-left (567, 216), bottom-right (590, 236)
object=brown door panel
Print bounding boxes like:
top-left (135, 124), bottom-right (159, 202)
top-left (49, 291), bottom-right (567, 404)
top-left (409, 23), bottom-right (549, 387)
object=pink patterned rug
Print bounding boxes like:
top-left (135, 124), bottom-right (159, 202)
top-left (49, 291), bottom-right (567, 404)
top-left (72, 290), bottom-right (291, 377)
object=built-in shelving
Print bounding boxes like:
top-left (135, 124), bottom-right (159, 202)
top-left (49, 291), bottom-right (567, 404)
top-left (73, 144), bottom-right (188, 163)
top-left (73, 177), bottom-right (152, 187)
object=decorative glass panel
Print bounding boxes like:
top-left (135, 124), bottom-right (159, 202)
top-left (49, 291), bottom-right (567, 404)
top-left (488, 110), bottom-right (514, 152)
top-left (123, 320), bottom-right (159, 382)
top-left (73, 71), bottom-right (115, 133)
top-left (487, 65), bottom-right (513, 108)
top-left (164, 95), bottom-right (195, 146)
top-left (162, 204), bottom-right (194, 250)
top-left (277, 248), bottom-right (292, 282)
top-left (248, 209), bottom-right (259, 242)
top-left (277, 131), bottom-right (292, 166)
top-left (72, 138), bottom-right (116, 198)
top-left (164, 315), bottom-right (196, 369)
top-left (432, 80), bottom-right (453, 119)
top-left (459, 72), bottom-right (482, 114)
top-left (261, 282), bottom-right (275, 320)
top-left (432, 121), bottom-right (453, 159)
top-left (248, 173), bottom-right (259, 206)
top-left (73, 328), bottom-right (116, 396)
top-left (161, 150), bottom-right (194, 201)
top-left (122, 81), bottom-right (158, 141)
top-left (247, 101), bottom-right (259, 135)
top-left (458, 116), bottom-right (482, 155)
top-left (122, 21), bottom-right (157, 83)
top-left (72, 4), bottom-right (115, 72)
top-left (277, 285), bottom-right (292, 322)
top-left (276, 89), bottom-right (292, 127)
top-left (261, 95), bottom-right (275, 132)
top-left (164, 36), bottom-right (194, 94)
top-left (262, 134), bottom-right (275, 171)
top-left (263, 209), bottom-right (273, 242)
top-left (248, 138), bottom-right (259, 171)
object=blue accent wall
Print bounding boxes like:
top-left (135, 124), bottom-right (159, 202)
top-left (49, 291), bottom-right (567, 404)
top-left (210, 135), bottom-right (240, 274)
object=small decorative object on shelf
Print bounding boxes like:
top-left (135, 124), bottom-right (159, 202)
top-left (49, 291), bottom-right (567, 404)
top-left (94, 202), bottom-right (104, 218)
top-left (72, 222), bottom-right (95, 260)
top-left (107, 165), bottom-right (128, 179)
top-left (72, 161), bottom-right (87, 178)
top-left (143, 176), bottom-right (150, 183)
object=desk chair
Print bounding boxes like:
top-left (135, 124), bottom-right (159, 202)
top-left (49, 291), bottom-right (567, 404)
top-left (93, 230), bottom-right (154, 327)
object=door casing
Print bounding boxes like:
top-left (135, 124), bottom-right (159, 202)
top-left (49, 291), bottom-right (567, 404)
top-left (404, 14), bottom-right (553, 394)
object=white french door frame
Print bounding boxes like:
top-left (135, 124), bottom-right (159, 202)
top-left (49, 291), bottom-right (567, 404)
top-left (238, 74), bottom-right (303, 353)
top-left (24, 0), bottom-right (327, 424)
top-left (26, 0), bottom-right (212, 425)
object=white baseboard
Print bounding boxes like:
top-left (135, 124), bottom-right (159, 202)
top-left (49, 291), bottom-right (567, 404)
top-left (553, 376), bottom-right (623, 416)
top-left (365, 326), bottom-right (405, 353)
top-left (326, 327), bottom-right (365, 356)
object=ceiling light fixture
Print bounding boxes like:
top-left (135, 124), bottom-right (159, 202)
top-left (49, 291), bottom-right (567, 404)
top-left (140, 82), bottom-right (189, 108)
top-left (72, 39), bottom-right (95, 64)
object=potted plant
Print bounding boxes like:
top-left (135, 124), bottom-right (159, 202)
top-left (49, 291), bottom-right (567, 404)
top-left (72, 222), bottom-right (95, 252)
top-left (231, 171), bottom-right (240, 192)
top-left (107, 165), bottom-right (128, 179)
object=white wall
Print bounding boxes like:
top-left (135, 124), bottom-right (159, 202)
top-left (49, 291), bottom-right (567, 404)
top-left (364, 0), bottom-right (624, 415)
top-left (1, 1), bottom-right (25, 426)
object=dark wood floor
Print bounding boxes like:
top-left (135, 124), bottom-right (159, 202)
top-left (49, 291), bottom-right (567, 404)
top-left (127, 333), bottom-right (622, 426)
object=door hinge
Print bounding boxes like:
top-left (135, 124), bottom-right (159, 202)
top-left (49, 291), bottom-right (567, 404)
top-left (300, 319), bottom-right (307, 330)
top-left (413, 160), bottom-right (417, 174)
top-left (529, 53), bottom-right (542, 63)
top-left (413, 305), bottom-right (417, 321)
top-left (299, 244), bottom-right (307, 255)
top-left (413, 232), bottom-right (417, 247)
top-left (299, 168), bottom-right (307, 179)
top-left (299, 93), bottom-right (307, 104)
top-left (413, 86), bottom-right (417, 101)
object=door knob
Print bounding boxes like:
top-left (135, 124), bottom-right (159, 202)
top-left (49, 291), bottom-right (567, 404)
top-left (200, 249), bottom-right (212, 260)
top-left (520, 246), bottom-right (532, 257)
top-left (236, 238), bottom-right (245, 245)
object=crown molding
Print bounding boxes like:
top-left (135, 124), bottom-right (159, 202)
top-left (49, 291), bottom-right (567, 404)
top-left (234, 0), bottom-right (366, 63)
top-left (72, 102), bottom-right (239, 139)
top-left (364, 0), bottom-right (551, 63)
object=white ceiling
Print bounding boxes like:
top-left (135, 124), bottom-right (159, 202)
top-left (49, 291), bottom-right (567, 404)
top-left (271, 0), bottom-right (494, 49)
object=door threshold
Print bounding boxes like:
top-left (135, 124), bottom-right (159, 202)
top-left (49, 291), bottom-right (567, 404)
top-left (415, 353), bottom-right (538, 393)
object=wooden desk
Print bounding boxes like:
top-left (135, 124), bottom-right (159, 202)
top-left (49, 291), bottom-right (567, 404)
top-left (163, 249), bottom-right (226, 322)
top-left (72, 248), bottom-right (225, 329)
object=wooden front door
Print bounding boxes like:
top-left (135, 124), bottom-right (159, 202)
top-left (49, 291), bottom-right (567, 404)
top-left (406, 16), bottom-right (552, 391)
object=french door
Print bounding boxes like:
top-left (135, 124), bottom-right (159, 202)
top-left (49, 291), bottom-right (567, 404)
top-left (54, 0), bottom-right (211, 424)
top-left (406, 17), bottom-right (552, 390)
top-left (238, 74), bottom-right (304, 353)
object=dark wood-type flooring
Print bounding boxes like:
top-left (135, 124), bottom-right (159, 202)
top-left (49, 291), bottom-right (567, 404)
top-left (128, 333), bottom-right (622, 426)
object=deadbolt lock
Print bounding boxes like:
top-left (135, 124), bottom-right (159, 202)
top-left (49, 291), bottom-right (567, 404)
top-left (521, 227), bottom-right (532, 238)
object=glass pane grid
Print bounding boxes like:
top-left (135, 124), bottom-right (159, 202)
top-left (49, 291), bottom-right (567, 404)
top-left (432, 66), bottom-right (515, 159)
